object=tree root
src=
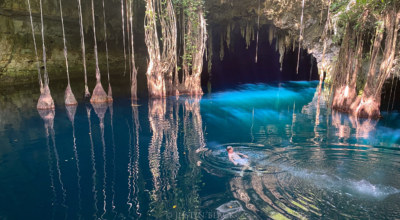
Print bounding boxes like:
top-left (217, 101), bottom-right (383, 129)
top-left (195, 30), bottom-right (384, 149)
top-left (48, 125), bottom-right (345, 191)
top-left (332, 86), bottom-right (356, 113)
top-left (37, 85), bottom-right (55, 110)
top-left (90, 82), bottom-right (108, 104)
top-left (107, 83), bottom-right (113, 103)
top-left (352, 97), bottom-right (381, 119)
top-left (65, 84), bottom-right (78, 106)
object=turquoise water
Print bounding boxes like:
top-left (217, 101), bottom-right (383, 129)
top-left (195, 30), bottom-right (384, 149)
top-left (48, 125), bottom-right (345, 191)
top-left (1, 81), bottom-right (400, 219)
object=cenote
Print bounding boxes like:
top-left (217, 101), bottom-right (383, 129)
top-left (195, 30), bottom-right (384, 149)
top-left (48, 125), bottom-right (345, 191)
top-left (1, 0), bottom-right (400, 219)
top-left (2, 80), bottom-right (400, 219)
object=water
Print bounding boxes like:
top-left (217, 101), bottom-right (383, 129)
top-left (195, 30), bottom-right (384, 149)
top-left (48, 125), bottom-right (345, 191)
top-left (1, 81), bottom-right (400, 219)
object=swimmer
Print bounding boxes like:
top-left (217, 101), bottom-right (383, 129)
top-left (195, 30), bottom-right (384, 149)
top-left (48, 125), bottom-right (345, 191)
top-left (226, 146), bottom-right (248, 166)
top-left (227, 146), bottom-right (253, 176)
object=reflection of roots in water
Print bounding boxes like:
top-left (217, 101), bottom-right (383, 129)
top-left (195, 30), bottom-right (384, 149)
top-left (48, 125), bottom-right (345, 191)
top-left (221, 168), bottom-right (324, 219)
top-left (201, 143), bottom-right (400, 219)
top-left (39, 109), bottom-right (68, 216)
top-left (232, 165), bottom-right (398, 219)
top-left (66, 105), bottom-right (82, 217)
top-left (86, 106), bottom-right (99, 218)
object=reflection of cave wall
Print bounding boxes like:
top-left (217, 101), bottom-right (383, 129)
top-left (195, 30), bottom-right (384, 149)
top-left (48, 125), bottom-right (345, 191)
top-left (202, 24), bottom-right (319, 90)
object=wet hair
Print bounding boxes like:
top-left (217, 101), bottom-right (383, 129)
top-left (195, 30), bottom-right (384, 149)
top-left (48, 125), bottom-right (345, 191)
top-left (226, 146), bottom-right (233, 151)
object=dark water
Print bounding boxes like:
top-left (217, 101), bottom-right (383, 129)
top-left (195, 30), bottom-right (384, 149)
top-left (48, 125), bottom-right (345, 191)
top-left (1, 81), bottom-right (400, 219)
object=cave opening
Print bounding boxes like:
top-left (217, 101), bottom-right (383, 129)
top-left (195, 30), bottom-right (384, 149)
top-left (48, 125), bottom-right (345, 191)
top-left (201, 23), bottom-right (319, 91)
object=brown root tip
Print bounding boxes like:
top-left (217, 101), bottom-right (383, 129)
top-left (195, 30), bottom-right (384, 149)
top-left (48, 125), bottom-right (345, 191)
top-left (65, 103), bottom-right (78, 106)
top-left (90, 82), bottom-right (108, 104)
top-left (65, 86), bottom-right (78, 106)
top-left (37, 106), bottom-right (56, 110)
top-left (37, 89), bottom-right (55, 110)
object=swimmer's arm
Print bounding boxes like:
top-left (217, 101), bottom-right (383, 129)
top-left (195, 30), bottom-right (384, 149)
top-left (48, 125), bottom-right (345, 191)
top-left (237, 152), bottom-right (248, 158)
top-left (228, 155), bottom-right (238, 165)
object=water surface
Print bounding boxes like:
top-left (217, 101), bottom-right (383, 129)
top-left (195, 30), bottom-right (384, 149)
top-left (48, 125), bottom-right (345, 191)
top-left (1, 81), bottom-right (400, 219)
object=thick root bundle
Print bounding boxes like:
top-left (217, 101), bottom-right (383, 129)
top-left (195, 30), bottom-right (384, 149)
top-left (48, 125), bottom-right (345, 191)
top-left (107, 83), bottom-right (113, 102)
top-left (332, 85), bottom-right (357, 113)
top-left (351, 97), bottom-right (381, 119)
top-left (90, 81), bottom-right (108, 104)
top-left (37, 85), bottom-right (55, 110)
top-left (84, 85), bottom-right (91, 99)
top-left (65, 84), bottom-right (78, 106)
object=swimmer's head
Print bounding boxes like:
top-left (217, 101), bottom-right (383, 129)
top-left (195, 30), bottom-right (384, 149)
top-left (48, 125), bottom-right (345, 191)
top-left (226, 146), bottom-right (233, 153)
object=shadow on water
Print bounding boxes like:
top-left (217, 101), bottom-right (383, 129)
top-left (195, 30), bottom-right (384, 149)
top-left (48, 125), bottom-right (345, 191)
top-left (1, 81), bottom-right (400, 219)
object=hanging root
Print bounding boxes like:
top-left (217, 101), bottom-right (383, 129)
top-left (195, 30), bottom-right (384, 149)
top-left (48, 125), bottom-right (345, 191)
top-left (255, 0), bottom-right (260, 63)
top-left (332, 85), bottom-right (357, 112)
top-left (179, 1), bottom-right (207, 95)
top-left (84, 85), bottom-right (90, 99)
top-left (296, 0), bottom-right (305, 74)
top-left (352, 97), bottom-right (381, 119)
top-left (102, 0), bottom-right (112, 103)
top-left (37, 0), bottom-right (54, 110)
top-left (127, 0), bottom-right (138, 100)
top-left (131, 73), bottom-right (138, 101)
top-left (144, 0), bottom-right (166, 98)
top-left (65, 84), bottom-right (78, 106)
top-left (37, 85), bottom-right (55, 110)
top-left (121, 0), bottom-right (127, 75)
top-left (89, 0), bottom-right (107, 104)
top-left (353, 10), bottom-right (400, 118)
top-left (90, 80), bottom-right (108, 104)
top-left (107, 83), bottom-right (113, 102)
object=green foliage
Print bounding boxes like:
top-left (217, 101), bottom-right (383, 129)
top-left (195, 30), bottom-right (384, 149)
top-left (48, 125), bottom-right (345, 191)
top-left (173, 0), bottom-right (205, 69)
top-left (331, 0), bottom-right (349, 14)
top-left (330, 0), bottom-right (398, 45)
top-left (331, 0), bottom-right (397, 27)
